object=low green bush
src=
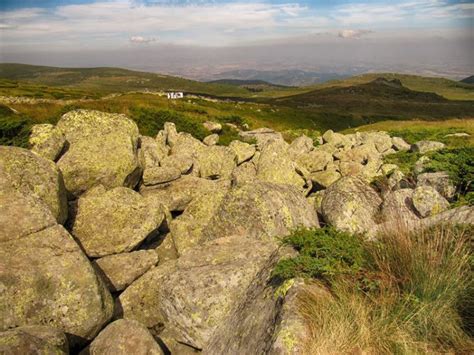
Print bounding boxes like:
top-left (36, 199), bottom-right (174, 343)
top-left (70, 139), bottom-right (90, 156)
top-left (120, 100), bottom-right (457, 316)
top-left (0, 105), bottom-right (31, 147)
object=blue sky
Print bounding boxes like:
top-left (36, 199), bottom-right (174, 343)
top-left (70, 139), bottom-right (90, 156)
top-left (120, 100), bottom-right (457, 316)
top-left (0, 0), bottom-right (472, 49)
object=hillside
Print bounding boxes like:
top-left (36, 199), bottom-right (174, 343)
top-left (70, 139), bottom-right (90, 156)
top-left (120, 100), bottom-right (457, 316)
top-left (460, 75), bottom-right (474, 84)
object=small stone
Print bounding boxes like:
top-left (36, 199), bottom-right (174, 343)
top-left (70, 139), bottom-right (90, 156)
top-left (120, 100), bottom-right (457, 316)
top-left (411, 140), bottom-right (445, 154)
top-left (203, 134), bottom-right (219, 146)
top-left (203, 121), bottom-right (222, 133)
top-left (143, 166), bottom-right (181, 186)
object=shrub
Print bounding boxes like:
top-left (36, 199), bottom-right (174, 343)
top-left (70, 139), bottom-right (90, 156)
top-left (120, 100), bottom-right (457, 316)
top-left (217, 114), bottom-right (247, 127)
top-left (0, 105), bottom-right (31, 147)
top-left (217, 124), bottom-right (241, 146)
top-left (272, 227), bottom-right (366, 282)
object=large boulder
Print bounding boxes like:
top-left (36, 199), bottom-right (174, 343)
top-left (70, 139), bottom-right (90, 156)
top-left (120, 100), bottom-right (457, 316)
top-left (411, 140), bottom-right (445, 154)
top-left (118, 235), bottom-right (280, 351)
top-left (142, 166), bottom-right (181, 186)
top-left (256, 140), bottom-right (305, 189)
top-left (296, 149), bottom-right (333, 173)
top-left (56, 110), bottom-right (140, 196)
top-left (0, 224), bottom-right (114, 345)
top-left (417, 171), bottom-right (456, 200)
top-left (229, 140), bottom-right (256, 165)
top-left (28, 123), bottom-right (66, 161)
top-left (0, 146), bottom-right (68, 224)
top-left (288, 135), bottom-right (313, 159)
top-left (380, 189), bottom-right (419, 224)
top-left (231, 161), bottom-right (257, 186)
top-left (71, 186), bottom-right (164, 257)
top-left (321, 177), bottom-right (382, 235)
top-left (201, 182), bottom-right (319, 242)
top-left (93, 250), bottom-right (159, 292)
top-left (85, 319), bottom-right (164, 355)
top-left (196, 145), bottom-right (236, 179)
top-left (412, 185), bottom-right (449, 218)
top-left (392, 136), bottom-right (411, 151)
top-left (239, 128), bottom-right (283, 147)
top-left (0, 326), bottom-right (68, 355)
top-left (138, 135), bottom-right (168, 170)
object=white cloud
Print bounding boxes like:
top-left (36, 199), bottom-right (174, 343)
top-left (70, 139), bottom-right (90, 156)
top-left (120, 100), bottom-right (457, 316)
top-left (130, 35), bottom-right (157, 43)
top-left (338, 29), bottom-right (372, 39)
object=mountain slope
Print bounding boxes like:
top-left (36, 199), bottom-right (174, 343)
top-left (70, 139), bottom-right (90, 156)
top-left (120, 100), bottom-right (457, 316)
top-left (460, 75), bottom-right (474, 84)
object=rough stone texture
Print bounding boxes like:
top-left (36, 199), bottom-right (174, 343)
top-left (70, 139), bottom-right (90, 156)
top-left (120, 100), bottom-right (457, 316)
top-left (296, 150), bottom-right (333, 173)
top-left (362, 131), bottom-right (393, 153)
top-left (239, 128), bottom-right (283, 147)
top-left (310, 169), bottom-right (341, 189)
top-left (0, 224), bottom-right (114, 344)
top-left (321, 177), bottom-right (382, 235)
top-left (71, 185), bottom-right (164, 257)
top-left (201, 182), bottom-right (319, 242)
top-left (414, 155), bottom-right (430, 175)
top-left (417, 172), bottom-right (456, 200)
top-left (118, 236), bottom-right (279, 351)
top-left (229, 140), bottom-right (256, 165)
top-left (163, 122), bottom-right (178, 147)
top-left (411, 140), bottom-right (445, 154)
top-left (154, 234), bottom-right (179, 263)
top-left (203, 133), bottom-right (219, 146)
top-left (85, 319), bottom-right (164, 355)
top-left (0, 326), bottom-right (68, 355)
top-left (421, 205), bottom-right (473, 227)
top-left (203, 121), bottom-right (222, 133)
top-left (231, 161), bottom-right (257, 186)
top-left (160, 154), bottom-right (193, 174)
top-left (140, 176), bottom-right (230, 212)
top-left (288, 135), bottom-right (313, 159)
top-left (56, 110), bottom-right (140, 196)
top-left (29, 124), bottom-right (66, 161)
top-left (380, 189), bottom-right (419, 224)
top-left (196, 145), bottom-right (236, 179)
top-left (392, 136), bottom-right (411, 151)
top-left (412, 185), bottom-right (449, 218)
top-left (169, 133), bottom-right (205, 160)
top-left (93, 250), bottom-right (159, 292)
top-left (142, 166), bottom-right (181, 186)
top-left (257, 140), bottom-right (305, 189)
top-left (0, 146), bottom-right (68, 224)
top-left (380, 163), bottom-right (399, 176)
top-left (138, 136), bottom-right (168, 170)
top-left (322, 130), bottom-right (350, 148)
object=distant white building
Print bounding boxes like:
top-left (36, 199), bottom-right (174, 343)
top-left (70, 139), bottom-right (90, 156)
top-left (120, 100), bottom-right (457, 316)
top-left (167, 92), bottom-right (184, 99)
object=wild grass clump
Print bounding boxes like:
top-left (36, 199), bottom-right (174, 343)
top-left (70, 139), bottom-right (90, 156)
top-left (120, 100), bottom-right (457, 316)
top-left (282, 225), bottom-right (473, 354)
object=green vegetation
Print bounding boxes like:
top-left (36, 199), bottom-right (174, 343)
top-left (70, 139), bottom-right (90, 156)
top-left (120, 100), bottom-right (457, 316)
top-left (272, 228), bottom-right (365, 282)
top-left (283, 226), bottom-right (473, 353)
top-left (0, 105), bottom-right (31, 147)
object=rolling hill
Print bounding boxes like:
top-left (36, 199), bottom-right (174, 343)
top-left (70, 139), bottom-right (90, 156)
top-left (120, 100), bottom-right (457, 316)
top-left (460, 75), bottom-right (474, 85)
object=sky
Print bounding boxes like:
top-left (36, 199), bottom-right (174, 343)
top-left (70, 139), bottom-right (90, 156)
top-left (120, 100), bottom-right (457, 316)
top-left (0, 1), bottom-right (473, 77)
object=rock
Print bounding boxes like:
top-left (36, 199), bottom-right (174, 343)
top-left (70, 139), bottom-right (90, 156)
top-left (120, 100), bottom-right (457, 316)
top-left (239, 128), bottom-right (283, 147)
top-left (169, 132), bottom-right (205, 159)
top-left (361, 131), bottom-right (393, 153)
top-left (380, 189), bottom-right (419, 224)
top-left (56, 110), bottom-right (140, 196)
top-left (0, 146), bottom-right (68, 224)
top-left (203, 121), bottom-right (222, 133)
top-left (0, 224), bottom-right (113, 344)
top-left (288, 135), bottom-right (313, 158)
top-left (231, 161), bottom-right (257, 186)
top-left (138, 136), bottom-right (168, 170)
top-left (307, 190), bottom-right (326, 215)
top-left (296, 150), bottom-right (333, 173)
top-left (201, 182), bottom-right (319, 242)
top-left (71, 186), bottom-right (164, 257)
top-left (0, 326), bottom-right (68, 355)
top-left (417, 171), bottom-right (456, 200)
top-left (421, 205), bottom-right (473, 227)
top-left (93, 250), bottom-right (159, 292)
top-left (322, 130), bottom-right (350, 148)
top-left (414, 155), bottom-right (430, 175)
top-left (160, 154), bottom-right (193, 174)
top-left (321, 177), bottom-right (382, 235)
top-left (392, 136), bottom-right (411, 151)
top-left (310, 169), bottom-right (341, 189)
top-left (412, 185), bottom-right (449, 218)
top-left (444, 132), bottom-right (469, 138)
top-left (154, 234), bottom-right (179, 263)
top-left (229, 140), bottom-right (256, 164)
top-left (140, 176), bottom-right (229, 212)
top-left (380, 163), bottom-right (399, 176)
top-left (29, 123), bottom-right (66, 161)
top-left (85, 319), bottom-right (164, 355)
top-left (142, 166), bottom-right (181, 186)
top-left (118, 235), bottom-right (279, 350)
top-left (411, 140), bottom-right (445, 154)
top-left (256, 140), bottom-right (305, 189)
top-left (387, 169), bottom-right (406, 191)
top-left (163, 122), bottom-right (178, 147)
top-left (196, 145), bottom-right (236, 179)
top-left (203, 133), bottom-right (219, 146)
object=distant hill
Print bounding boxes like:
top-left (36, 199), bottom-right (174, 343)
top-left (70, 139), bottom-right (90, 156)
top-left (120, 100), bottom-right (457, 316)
top-left (208, 79), bottom-right (288, 87)
top-left (460, 75), bottom-right (474, 84)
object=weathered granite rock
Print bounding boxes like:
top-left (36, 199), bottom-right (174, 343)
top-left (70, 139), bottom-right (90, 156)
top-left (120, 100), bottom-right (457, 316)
top-left (321, 177), bottom-right (382, 235)
top-left (310, 169), bottom-right (341, 189)
top-left (256, 140), bottom-right (305, 189)
top-left (196, 145), bottom-right (236, 179)
top-left (201, 182), bottom-right (319, 242)
top-left (239, 128), bottom-right (283, 146)
top-left (296, 150), bottom-right (333, 173)
top-left (169, 132), bottom-right (205, 159)
top-left (414, 155), bottom-right (430, 175)
top-left (85, 319), bottom-right (164, 355)
top-left (93, 250), bottom-right (159, 292)
top-left (0, 146), bottom-right (67, 224)
top-left (412, 185), bottom-right (449, 218)
top-left (138, 135), bottom-right (168, 170)
top-left (229, 140), bottom-right (256, 164)
top-left (142, 166), bottom-right (181, 186)
top-left (29, 123), bottom-right (66, 161)
top-left (0, 326), bottom-right (68, 355)
top-left (0, 224), bottom-right (114, 344)
top-left (288, 135), bottom-right (313, 159)
top-left (118, 236), bottom-right (279, 350)
top-left (417, 171), bottom-right (456, 200)
top-left (421, 205), bottom-right (473, 227)
top-left (380, 189), bottom-right (419, 224)
top-left (322, 130), bottom-right (350, 148)
top-left (231, 161), bottom-right (257, 186)
top-left (203, 133), bottom-right (219, 146)
top-left (392, 136), bottom-right (411, 151)
top-left (140, 176), bottom-right (229, 212)
top-left (411, 140), bottom-right (445, 154)
top-left (160, 154), bottom-right (193, 174)
top-left (163, 122), bottom-right (178, 147)
top-left (154, 234), bottom-right (179, 263)
top-left (203, 121), bottom-right (222, 133)
top-left (71, 186), bottom-right (164, 257)
top-left (56, 110), bottom-right (140, 196)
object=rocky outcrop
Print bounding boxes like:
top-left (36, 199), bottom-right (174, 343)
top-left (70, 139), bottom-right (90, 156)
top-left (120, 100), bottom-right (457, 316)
top-left (417, 171), bottom-right (456, 200)
top-left (229, 140), bottom-right (256, 164)
top-left (56, 110), bottom-right (140, 196)
top-left (0, 326), bottom-right (69, 355)
top-left (85, 319), bottom-right (164, 355)
top-left (29, 123), bottom-right (66, 161)
top-left (412, 185), bottom-right (449, 218)
top-left (71, 185), bottom-right (164, 257)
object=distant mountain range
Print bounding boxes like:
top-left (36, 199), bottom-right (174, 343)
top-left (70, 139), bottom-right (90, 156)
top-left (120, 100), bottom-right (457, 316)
top-left (460, 75), bottom-right (474, 84)
top-left (207, 69), bottom-right (349, 87)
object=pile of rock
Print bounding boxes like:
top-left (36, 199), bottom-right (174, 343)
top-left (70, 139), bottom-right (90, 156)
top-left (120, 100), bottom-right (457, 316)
top-left (1, 109), bottom-right (472, 354)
